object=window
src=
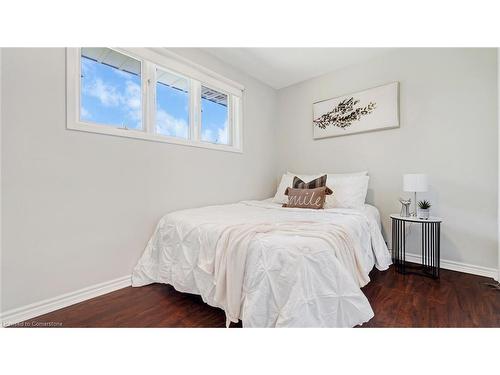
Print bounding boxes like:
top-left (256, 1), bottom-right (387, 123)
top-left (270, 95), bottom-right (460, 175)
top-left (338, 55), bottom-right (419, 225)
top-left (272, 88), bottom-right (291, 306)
top-left (80, 48), bottom-right (143, 130)
top-left (155, 68), bottom-right (190, 139)
top-left (201, 86), bottom-right (230, 145)
top-left (67, 48), bottom-right (244, 152)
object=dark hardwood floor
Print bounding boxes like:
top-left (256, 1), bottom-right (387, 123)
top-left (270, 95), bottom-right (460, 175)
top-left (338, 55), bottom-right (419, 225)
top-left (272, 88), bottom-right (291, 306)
top-left (12, 266), bottom-right (500, 328)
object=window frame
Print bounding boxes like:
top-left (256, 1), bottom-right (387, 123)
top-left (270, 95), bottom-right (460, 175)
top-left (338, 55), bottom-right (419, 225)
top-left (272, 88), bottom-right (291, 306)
top-left (66, 48), bottom-right (244, 153)
top-left (199, 82), bottom-right (232, 146)
top-left (75, 48), bottom-right (147, 133)
top-left (153, 64), bottom-right (192, 140)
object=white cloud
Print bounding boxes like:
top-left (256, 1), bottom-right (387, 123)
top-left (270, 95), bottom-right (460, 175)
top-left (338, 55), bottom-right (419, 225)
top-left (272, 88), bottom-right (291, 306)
top-left (201, 128), bottom-right (214, 142)
top-left (156, 109), bottom-right (188, 138)
top-left (125, 81), bottom-right (141, 109)
top-left (125, 81), bottom-right (142, 122)
top-left (80, 106), bottom-right (91, 119)
top-left (83, 77), bottom-right (143, 128)
top-left (83, 77), bottom-right (140, 113)
top-left (85, 78), bottom-right (122, 107)
top-left (217, 124), bottom-right (228, 144)
top-left (201, 120), bottom-right (228, 144)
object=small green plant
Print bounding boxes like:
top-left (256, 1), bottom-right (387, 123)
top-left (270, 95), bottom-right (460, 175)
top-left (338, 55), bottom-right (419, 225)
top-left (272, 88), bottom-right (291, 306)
top-left (418, 200), bottom-right (431, 209)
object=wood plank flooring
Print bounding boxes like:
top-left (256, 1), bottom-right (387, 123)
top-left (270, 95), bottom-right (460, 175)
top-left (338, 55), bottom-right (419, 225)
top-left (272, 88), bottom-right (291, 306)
top-left (11, 266), bottom-right (500, 328)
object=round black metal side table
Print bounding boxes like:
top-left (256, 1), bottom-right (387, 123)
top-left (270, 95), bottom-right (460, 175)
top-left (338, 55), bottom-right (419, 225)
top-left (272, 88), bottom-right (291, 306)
top-left (390, 214), bottom-right (442, 279)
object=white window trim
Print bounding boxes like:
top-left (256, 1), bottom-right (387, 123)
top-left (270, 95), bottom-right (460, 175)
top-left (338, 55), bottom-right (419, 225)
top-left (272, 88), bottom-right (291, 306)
top-left (66, 48), bottom-right (244, 153)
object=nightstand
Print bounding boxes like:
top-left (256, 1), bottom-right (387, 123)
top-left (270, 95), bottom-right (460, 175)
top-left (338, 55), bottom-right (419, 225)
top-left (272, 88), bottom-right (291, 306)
top-left (390, 214), bottom-right (443, 279)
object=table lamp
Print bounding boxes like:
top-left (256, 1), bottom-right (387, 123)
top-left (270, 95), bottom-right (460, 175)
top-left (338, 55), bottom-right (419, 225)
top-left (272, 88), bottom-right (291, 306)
top-left (403, 174), bottom-right (428, 216)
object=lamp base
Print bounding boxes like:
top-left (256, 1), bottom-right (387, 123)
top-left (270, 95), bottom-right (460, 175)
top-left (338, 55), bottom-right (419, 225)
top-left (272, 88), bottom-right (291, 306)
top-left (411, 191), bottom-right (417, 216)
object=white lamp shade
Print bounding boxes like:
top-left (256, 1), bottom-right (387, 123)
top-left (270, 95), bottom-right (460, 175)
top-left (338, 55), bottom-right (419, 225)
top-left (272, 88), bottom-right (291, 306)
top-left (403, 174), bottom-right (428, 192)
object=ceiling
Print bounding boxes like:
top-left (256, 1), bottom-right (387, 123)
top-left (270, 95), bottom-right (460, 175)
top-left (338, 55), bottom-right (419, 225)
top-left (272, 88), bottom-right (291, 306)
top-left (202, 48), bottom-right (394, 89)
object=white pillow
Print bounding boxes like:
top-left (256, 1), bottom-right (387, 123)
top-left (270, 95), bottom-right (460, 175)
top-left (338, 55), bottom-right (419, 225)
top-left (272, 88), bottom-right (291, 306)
top-left (273, 174), bottom-right (292, 204)
top-left (324, 175), bottom-right (370, 209)
top-left (326, 171), bottom-right (368, 179)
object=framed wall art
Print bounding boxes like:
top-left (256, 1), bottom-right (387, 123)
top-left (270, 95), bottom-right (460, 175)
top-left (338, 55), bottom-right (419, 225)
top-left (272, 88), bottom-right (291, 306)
top-left (313, 82), bottom-right (399, 139)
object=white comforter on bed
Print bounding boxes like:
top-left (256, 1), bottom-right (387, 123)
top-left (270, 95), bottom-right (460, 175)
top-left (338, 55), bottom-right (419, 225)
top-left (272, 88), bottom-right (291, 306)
top-left (132, 199), bottom-right (392, 327)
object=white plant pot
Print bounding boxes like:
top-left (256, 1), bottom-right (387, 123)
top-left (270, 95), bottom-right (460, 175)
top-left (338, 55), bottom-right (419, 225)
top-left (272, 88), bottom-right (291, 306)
top-left (418, 209), bottom-right (430, 219)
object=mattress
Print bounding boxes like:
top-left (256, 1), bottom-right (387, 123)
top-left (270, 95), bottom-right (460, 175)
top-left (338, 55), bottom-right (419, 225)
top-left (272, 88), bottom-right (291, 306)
top-left (132, 199), bottom-right (392, 327)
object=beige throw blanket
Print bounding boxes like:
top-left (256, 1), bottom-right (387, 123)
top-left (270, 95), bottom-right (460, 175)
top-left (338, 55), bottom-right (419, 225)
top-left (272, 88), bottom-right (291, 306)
top-left (198, 221), bottom-right (369, 327)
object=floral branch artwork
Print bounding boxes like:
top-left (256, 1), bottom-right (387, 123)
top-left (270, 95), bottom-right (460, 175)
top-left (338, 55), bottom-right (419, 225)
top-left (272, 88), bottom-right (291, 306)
top-left (313, 97), bottom-right (376, 130)
top-left (312, 82), bottom-right (399, 139)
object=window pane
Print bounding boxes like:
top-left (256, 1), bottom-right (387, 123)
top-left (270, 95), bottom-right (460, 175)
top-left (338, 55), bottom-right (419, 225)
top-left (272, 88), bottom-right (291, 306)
top-left (201, 86), bottom-right (229, 145)
top-left (80, 48), bottom-right (142, 130)
top-left (156, 69), bottom-right (189, 139)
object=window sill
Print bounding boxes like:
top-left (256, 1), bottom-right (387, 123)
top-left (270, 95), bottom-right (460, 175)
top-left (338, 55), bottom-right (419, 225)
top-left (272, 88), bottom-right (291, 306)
top-left (67, 122), bottom-right (243, 154)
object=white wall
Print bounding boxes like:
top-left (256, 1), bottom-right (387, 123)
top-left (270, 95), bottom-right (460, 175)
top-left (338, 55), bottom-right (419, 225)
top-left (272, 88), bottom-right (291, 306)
top-left (0, 48), bottom-right (277, 312)
top-left (276, 48), bottom-right (498, 270)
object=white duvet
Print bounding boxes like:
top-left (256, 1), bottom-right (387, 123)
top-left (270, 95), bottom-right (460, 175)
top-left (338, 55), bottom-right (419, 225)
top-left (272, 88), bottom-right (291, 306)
top-left (132, 199), bottom-right (392, 327)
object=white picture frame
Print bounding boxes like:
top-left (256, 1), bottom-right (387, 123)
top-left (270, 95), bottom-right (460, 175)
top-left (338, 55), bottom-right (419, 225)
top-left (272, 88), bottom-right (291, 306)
top-left (313, 81), bottom-right (399, 139)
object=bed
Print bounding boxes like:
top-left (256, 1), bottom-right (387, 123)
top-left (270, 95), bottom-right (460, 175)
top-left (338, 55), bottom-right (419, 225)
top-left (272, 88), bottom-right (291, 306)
top-left (132, 198), bottom-right (391, 327)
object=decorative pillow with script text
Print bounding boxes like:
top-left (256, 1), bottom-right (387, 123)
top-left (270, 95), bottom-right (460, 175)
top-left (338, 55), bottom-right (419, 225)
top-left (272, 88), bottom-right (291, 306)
top-left (283, 187), bottom-right (327, 209)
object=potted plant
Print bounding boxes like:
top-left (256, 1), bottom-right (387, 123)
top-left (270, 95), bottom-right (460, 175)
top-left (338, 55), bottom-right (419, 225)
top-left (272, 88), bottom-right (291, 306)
top-left (417, 200), bottom-right (431, 219)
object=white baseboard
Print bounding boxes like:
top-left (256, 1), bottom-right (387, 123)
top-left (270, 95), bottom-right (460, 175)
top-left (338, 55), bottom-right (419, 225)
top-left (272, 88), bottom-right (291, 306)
top-left (1, 275), bottom-right (131, 327)
top-left (402, 252), bottom-right (498, 280)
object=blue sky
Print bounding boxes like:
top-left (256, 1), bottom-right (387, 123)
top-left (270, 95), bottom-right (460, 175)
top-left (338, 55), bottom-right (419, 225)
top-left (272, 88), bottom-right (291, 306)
top-left (156, 80), bottom-right (189, 138)
top-left (80, 57), bottom-right (142, 129)
top-left (201, 95), bottom-right (228, 144)
top-left (81, 56), bottom-right (229, 144)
